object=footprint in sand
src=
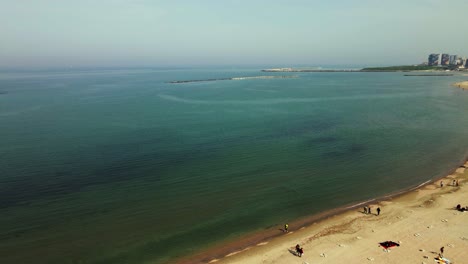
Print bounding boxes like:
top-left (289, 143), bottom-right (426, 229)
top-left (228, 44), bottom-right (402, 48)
top-left (441, 219), bottom-right (448, 222)
top-left (414, 233), bottom-right (421, 237)
top-left (367, 257), bottom-right (374, 261)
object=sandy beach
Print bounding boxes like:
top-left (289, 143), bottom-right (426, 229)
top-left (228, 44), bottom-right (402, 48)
top-left (453, 81), bottom-right (468, 90)
top-left (199, 160), bottom-right (468, 264)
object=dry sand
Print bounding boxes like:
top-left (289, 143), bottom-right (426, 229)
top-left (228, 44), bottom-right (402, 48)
top-left (453, 81), bottom-right (468, 90)
top-left (210, 161), bottom-right (468, 264)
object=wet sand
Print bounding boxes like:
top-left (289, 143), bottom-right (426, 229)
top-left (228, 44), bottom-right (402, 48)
top-left (181, 160), bottom-right (468, 264)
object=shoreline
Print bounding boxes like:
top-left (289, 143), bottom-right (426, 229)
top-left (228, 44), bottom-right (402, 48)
top-left (176, 157), bottom-right (468, 264)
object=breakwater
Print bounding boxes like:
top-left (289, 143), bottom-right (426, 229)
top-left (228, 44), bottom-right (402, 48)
top-left (262, 69), bottom-right (361, 72)
top-left (168, 75), bottom-right (297, 83)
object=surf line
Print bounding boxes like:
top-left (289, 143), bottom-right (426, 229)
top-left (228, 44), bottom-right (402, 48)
top-left (167, 75), bottom-right (298, 84)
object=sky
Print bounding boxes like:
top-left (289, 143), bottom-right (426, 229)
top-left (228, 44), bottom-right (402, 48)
top-left (1, 0), bottom-right (467, 68)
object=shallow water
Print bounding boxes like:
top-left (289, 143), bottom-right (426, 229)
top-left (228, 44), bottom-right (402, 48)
top-left (1, 68), bottom-right (468, 263)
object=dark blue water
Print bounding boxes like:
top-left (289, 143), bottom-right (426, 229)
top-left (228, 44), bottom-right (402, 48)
top-left (1, 68), bottom-right (468, 263)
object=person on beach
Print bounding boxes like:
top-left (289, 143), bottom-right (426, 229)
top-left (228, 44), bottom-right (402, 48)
top-left (440, 246), bottom-right (444, 257)
top-left (284, 224), bottom-right (289, 232)
top-left (368, 206), bottom-right (371, 215)
top-left (295, 244), bottom-right (301, 255)
top-left (364, 206), bottom-right (368, 214)
top-left (440, 181), bottom-right (444, 187)
top-left (298, 247), bottom-right (304, 257)
top-left (456, 180), bottom-right (459, 186)
top-left (377, 207), bottom-right (381, 216)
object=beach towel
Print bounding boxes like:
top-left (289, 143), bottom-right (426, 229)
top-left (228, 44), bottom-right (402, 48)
top-left (379, 241), bottom-right (400, 249)
top-left (434, 257), bottom-right (451, 264)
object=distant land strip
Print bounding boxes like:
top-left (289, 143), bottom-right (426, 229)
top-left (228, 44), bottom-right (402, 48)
top-left (404, 74), bottom-right (454, 76)
top-left (263, 65), bottom-right (466, 73)
top-left (262, 69), bottom-right (360, 72)
top-left (168, 75), bottom-right (297, 84)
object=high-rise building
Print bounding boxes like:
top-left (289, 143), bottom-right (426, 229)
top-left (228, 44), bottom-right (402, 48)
top-left (449, 55), bottom-right (458, 65)
top-left (460, 58), bottom-right (468, 68)
top-left (428, 54), bottom-right (439, 66)
top-left (441, 54), bottom-right (450, 65)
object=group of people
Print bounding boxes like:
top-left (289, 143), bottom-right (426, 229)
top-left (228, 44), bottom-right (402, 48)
top-left (441, 179), bottom-right (460, 187)
top-left (295, 244), bottom-right (304, 257)
top-left (280, 175), bottom-right (463, 260)
top-left (456, 204), bottom-right (468, 212)
top-left (285, 205), bottom-right (383, 259)
top-left (363, 206), bottom-right (381, 215)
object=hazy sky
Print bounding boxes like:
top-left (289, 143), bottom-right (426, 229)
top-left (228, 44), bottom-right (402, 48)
top-left (1, 0), bottom-right (467, 68)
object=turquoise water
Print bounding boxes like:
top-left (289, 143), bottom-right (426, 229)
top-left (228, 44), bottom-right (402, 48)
top-left (1, 68), bottom-right (468, 263)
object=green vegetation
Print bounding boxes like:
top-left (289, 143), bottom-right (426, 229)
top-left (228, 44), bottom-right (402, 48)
top-left (361, 65), bottom-right (445, 71)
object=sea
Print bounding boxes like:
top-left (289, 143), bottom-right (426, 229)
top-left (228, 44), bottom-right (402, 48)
top-left (1, 67), bottom-right (468, 264)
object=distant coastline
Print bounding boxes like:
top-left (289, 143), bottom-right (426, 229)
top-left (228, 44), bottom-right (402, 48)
top-left (262, 65), bottom-right (468, 73)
